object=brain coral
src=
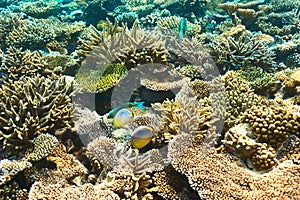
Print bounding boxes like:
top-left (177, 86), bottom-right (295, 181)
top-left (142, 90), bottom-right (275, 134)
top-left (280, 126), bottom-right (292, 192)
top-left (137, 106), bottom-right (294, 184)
top-left (0, 75), bottom-right (74, 150)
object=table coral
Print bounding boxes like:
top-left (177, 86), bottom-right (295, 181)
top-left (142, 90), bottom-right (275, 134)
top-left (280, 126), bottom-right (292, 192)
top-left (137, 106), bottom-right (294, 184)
top-left (171, 138), bottom-right (300, 199)
top-left (0, 75), bottom-right (74, 150)
top-left (29, 181), bottom-right (120, 200)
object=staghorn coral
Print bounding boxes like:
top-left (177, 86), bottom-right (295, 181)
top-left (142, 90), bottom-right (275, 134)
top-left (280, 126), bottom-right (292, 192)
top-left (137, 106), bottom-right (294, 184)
top-left (0, 12), bottom-right (23, 49)
top-left (98, 171), bottom-right (157, 199)
top-left (88, 21), bottom-right (169, 68)
top-left (0, 47), bottom-right (51, 80)
top-left (171, 139), bottom-right (300, 199)
top-left (6, 18), bottom-right (56, 49)
top-left (74, 20), bottom-right (121, 63)
top-left (240, 103), bottom-right (300, 150)
top-left (0, 75), bottom-right (74, 150)
top-left (207, 32), bottom-right (275, 73)
top-left (152, 85), bottom-right (212, 143)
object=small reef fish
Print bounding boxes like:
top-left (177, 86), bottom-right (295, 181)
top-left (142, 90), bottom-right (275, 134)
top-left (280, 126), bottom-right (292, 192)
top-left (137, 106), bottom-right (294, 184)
top-left (179, 17), bottom-right (187, 44)
top-left (107, 102), bottom-right (144, 119)
top-left (173, 18), bottom-right (194, 44)
top-left (131, 126), bottom-right (154, 149)
top-left (113, 108), bottom-right (134, 127)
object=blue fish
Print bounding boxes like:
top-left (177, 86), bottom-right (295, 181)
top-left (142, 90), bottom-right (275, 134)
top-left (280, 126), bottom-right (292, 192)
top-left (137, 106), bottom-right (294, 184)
top-left (179, 18), bottom-right (187, 44)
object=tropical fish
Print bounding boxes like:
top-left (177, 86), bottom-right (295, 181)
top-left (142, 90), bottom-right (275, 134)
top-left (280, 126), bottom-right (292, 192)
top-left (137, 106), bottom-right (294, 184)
top-left (113, 108), bottom-right (134, 127)
top-left (107, 102), bottom-right (144, 119)
top-left (179, 17), bottom-right (187, 44)
top-left (131, 126), bottom-right (154, 149)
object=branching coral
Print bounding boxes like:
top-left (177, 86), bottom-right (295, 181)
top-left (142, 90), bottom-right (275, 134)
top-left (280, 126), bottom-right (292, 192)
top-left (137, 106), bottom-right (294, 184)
top-left (152, 85), bottom-right (213, 143)
top-left (88, 21), bottom-right (169, 68)
top-left (98, 171), bottom-right (157, 199)
top-left (0, 47), bottom-right (51, 80)
top-left (207, 32), bottom-right (275, 73)
top-left (221, 71), bottom-right (268, 129)
top-left (0, 75), bottom-right (74, 150)
top-left (25, 133), bottom-right (59, 162)
top-left (235, 66), bottom-right (279, 95)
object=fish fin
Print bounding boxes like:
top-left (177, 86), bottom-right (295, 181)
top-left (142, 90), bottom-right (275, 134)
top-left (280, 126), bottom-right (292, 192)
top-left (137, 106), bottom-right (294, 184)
top-left (135, 102), bottom-right (145, 109)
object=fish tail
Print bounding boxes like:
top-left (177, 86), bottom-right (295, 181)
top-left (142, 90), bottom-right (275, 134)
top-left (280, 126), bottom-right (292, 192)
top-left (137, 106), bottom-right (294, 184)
top-left (135, 102), bottom-right (145, 109)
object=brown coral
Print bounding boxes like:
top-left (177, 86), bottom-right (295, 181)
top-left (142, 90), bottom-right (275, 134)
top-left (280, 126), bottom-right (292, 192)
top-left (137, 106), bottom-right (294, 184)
top-left (0, 75), bottom-right (74, 150)
top-left (1, 47), bottom-right (51, 80)
top-left (240, 104), bottom-right (300, 150)
top-left (207, 32), bottom-right (275, 73)
top-left (171, 139), bottom-right (300, 199)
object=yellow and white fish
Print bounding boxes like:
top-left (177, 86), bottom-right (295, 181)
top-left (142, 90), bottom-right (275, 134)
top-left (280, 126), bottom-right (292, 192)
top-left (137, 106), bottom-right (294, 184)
top-left (131, 126), bottom-right (154, 149)
top-left (113, 108), bottom-right (134, 127)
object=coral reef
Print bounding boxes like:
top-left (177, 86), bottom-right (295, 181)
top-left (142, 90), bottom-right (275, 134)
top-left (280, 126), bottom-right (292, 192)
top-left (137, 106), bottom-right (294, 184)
top-left (0, 75), bottom-right (74, 150)
top-left (207, 32), bottom-right (275, 73)
top-left (0, 0), bottom-right (300, 198)
top-left (171, 136), bottom-right (300, 199)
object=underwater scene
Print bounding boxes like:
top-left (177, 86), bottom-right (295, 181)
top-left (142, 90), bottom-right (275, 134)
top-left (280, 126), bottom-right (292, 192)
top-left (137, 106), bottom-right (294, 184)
top-left (0, 0), bottom-right (300, 199)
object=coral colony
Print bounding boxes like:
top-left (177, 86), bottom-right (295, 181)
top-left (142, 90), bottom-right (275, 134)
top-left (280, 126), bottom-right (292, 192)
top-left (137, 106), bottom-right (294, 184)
top-left (0, 0), bottom-right (300, 199)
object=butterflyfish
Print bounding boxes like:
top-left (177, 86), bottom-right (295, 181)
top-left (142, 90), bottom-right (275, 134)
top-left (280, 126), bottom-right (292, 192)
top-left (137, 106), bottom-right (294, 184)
top-left (113, 108), bottom-right (134, 127)
top-left (131, 126), bottom-right (154, 149)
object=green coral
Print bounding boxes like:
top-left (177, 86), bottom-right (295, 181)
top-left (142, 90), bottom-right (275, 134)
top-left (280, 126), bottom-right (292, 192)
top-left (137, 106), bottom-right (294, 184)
top-left (75, 63), bottom-right (127, 93)
top-left (96, 63), bottom-right (127, 92)
top-left (236, 66), bottom-right (279, 95)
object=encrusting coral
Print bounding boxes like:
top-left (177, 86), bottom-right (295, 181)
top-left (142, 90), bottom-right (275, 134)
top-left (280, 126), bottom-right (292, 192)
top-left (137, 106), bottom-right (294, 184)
top-left (0, 75), bottom-right (74, 150)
